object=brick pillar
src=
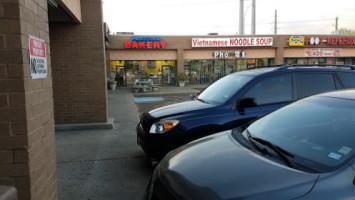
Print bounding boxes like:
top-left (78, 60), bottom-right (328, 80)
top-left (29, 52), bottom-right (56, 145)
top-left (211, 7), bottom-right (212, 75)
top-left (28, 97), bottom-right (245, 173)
top-left (275, 47), bottom-right (284, 65)
top-left (50, 0), bottom-right (108, 124)
top-left (176, 48), bottom-right (184, 73)
top-left (0, 1), bottom-right (58, 200)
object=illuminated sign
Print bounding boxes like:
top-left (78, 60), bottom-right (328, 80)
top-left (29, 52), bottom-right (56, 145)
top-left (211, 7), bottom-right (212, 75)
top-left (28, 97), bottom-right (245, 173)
top-left (213, 51), bottom-right (246, 58)
top-left (192, 37), bottom-right (273, 47)
top-left (289, 36), bottom-right (355, 46)
top-left (325, 37), bottom-right (355, 45)
top-left (125, 36), bottom-right (166, 49)
top-left (289, 36), bottom-right (305, 46)
top-left (131, 36), bottom-right (161, 42)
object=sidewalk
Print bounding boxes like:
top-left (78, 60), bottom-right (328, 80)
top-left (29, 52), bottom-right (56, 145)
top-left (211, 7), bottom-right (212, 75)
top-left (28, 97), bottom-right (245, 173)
top-left (56, 85), bottom-right (205, 200)
top-left (56, 88), bottom-right (152, 200)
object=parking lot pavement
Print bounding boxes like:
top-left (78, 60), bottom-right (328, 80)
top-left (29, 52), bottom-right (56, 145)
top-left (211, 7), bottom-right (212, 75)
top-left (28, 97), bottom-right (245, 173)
top-left (132, 85), bottom-right (202, 114)
top-left (56, 88), bottom-right (153, 200)
top-left (133, 93), bottom-right (194, 114)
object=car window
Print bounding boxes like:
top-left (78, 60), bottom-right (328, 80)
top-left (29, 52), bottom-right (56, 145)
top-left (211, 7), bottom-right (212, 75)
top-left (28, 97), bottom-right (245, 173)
top-left (338, 72), bottom-right (355, 88)
top-left (247, 96), bottom-right (355, 172)
top-left (242, 74), bottom-right (292, 106)
top-left (197, 74), bottom-right (253, 104)
top-left (296, 73), bottom-right (336, 99)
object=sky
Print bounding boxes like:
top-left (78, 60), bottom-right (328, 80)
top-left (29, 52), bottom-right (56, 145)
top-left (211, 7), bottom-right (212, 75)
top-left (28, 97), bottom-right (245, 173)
top-left (102, 0), bottom-right (355, 36)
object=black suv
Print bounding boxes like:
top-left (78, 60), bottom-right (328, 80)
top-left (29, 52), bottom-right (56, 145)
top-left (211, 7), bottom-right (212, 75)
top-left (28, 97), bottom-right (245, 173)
top-left (137, 65), bottom-right (355, 161)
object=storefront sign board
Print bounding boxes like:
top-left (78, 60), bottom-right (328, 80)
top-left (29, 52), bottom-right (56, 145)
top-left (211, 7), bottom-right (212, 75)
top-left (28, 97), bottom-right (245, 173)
top-left (289, 36), bottom-right (355, 46)
top-left (29, 35), bottom-right (47, 79)
top-left (289, 36), bottom-right (305, 46)
top-left (125, 41), bottom-right (166, 49)
top-left (125, 36), bottom-right (166, 49)
top-left (192, 37), bottom-right (273, 47)
top-left (304, 48), bottom-right (343, 57)
top-left (213, 51), bottom-right (246, 58)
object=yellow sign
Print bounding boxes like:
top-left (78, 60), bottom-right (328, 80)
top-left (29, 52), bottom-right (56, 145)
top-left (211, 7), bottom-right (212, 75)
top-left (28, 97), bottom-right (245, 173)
top-left (289, 36), bottom-right (305, 46)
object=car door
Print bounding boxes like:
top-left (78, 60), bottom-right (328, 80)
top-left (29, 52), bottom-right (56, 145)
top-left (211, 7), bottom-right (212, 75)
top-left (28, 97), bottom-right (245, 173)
top-left (229, 73), bottom-right (293, 128)
top-left (295, 72), bottom-right (341, 99)
top-left (337, 72), bottom-right (355, 89)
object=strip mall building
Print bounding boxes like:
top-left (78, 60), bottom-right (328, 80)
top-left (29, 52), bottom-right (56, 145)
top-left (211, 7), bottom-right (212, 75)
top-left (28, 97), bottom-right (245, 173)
top-left (109, 35), bottom-right (355, 85)
top-left (2, 0), bottom-right (355, 198)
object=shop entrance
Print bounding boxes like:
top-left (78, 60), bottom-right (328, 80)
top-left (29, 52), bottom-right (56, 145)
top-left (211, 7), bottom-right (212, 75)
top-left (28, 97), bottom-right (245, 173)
top-left (162, 65), bottom-right (176, 85)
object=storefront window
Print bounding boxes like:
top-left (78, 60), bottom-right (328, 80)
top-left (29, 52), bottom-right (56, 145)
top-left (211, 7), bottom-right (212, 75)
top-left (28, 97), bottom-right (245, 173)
top-left (236, 60), bottom-right (247, 71)
top-left (297, 59), bottom-right (307, 64)
top-left (110, 60), bottom-right (176, 86)
top-left (257, 58), bottom-right (269, 66)
top-left (181, 58), bottom-right (274, 85)
top-left (161, 61), bottom-right (176, 85)
top-left (190, 60), bottom-right (202, 84)
top-left (285, 58), bottom-right (297, 64)
top-left (201, 60), bottom-right (213, 84)
top-left (225, 60), bottom-right (236, 75)
top-left (214, 60), bottom-right (225, 81)
top-left (336, 58), bottom-right (344, 65)
top-left (308, 58), bottom-right (319, 64)
top-left (284, 58), bottom-right (355, 65)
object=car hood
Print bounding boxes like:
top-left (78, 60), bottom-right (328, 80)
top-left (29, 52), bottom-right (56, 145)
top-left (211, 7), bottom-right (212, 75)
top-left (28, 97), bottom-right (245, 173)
top-left (157, 131), bottom-right (319, 200)
top-left (149, 100), bottom-right (215, 119)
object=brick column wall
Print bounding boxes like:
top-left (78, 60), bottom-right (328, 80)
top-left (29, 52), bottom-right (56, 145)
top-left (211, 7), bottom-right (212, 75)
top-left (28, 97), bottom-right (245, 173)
top-left (176, 48), bottom-right (184, 82)
top-left (0, 0), bottom-right (58, 200)
top-left (50, 0), bottom-right (108, 124)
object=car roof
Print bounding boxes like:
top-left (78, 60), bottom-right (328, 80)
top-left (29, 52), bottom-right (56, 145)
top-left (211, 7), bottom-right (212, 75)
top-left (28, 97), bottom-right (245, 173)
top-left (317, 89), bottom-right (355, 101)
top-left (230, 67), bottom-right (279, 77)
top-left (231, 64), bottom-right (355, 78)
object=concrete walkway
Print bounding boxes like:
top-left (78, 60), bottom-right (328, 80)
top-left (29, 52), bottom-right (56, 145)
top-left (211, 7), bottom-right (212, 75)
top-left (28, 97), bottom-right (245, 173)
top-left (56, 85), bottom-right (205, 199)
top-left (56, 88), bottom-right (153, 200)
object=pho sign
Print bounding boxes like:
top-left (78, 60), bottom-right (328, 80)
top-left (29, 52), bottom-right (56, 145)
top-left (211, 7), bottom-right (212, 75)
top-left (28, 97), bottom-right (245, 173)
top-left (29, 36), bottom-right (47, 79)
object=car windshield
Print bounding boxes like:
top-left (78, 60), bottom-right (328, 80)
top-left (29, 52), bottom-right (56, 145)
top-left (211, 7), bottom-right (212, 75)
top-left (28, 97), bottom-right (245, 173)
top-left (247, 95), bottom-right (355, 172)
top-left (197, 74), bottom-right (253, 104)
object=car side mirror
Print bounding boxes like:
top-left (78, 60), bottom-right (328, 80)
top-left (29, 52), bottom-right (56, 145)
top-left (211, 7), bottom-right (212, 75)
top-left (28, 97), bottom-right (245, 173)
top-left (234, 98), bottom-right (257, 114)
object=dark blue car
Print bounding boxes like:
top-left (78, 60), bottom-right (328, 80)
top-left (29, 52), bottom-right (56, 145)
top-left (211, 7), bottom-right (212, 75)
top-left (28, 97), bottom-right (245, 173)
top-left (137, 65), bottom-right (355, 161)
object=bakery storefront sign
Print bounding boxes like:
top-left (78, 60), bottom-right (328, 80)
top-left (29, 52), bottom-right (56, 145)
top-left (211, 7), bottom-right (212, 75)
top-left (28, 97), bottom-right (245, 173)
top-left (305, 48), bottom-right (343, 57)
top-left (192, 37), bottom-right (273, 47)
top-left (125, 36), bottom-right (166, 49)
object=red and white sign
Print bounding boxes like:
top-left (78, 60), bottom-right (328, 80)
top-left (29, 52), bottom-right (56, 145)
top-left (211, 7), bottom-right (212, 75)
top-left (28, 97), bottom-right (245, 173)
top-left (304, 48), bottom-right (343, 57)
top-left (29, 35), bottom-right (47, 79)
top-left (192, 37), bottom-right (273, 47)
top-left (303, 36), bottom-right (355, 46)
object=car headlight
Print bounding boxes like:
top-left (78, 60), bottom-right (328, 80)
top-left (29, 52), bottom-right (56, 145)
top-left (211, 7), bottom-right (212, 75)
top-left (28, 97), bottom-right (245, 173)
top-left (149, 120), bottom-right (179, 134)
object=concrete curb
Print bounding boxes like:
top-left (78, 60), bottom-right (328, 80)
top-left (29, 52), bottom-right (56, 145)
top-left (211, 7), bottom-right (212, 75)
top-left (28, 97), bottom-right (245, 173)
top-left (55, 118), bottom-right (114, 131)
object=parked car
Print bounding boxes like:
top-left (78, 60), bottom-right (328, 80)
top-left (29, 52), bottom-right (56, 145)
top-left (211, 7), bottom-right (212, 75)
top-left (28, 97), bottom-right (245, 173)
top-left (137, 65), bottom-right (355, 161)
top-left (144, 89), bottom-right (355, 200)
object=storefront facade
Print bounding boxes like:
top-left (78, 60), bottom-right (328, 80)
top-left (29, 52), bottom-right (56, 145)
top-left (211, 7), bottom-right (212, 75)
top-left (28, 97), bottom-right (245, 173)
top-left (283, 36), bottom-right (355, 65)
top-left (109, 35), bottom-right (355, 85)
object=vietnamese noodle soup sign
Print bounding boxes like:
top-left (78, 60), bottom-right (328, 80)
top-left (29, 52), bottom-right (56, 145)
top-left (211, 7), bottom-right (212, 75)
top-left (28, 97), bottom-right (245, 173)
top-left (192, 37), bottom-right (273, 47)
top-left (29, 35), bottom-right (47, 79)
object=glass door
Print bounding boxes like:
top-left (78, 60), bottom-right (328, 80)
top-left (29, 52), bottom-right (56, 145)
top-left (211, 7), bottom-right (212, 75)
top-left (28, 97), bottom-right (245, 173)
top-left (162, 66), bottom-right (171, 85)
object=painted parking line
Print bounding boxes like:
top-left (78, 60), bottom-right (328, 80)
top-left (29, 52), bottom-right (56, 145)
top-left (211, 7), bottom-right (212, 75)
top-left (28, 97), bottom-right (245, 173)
top-left (134, 97), bottom-right (164, 103)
